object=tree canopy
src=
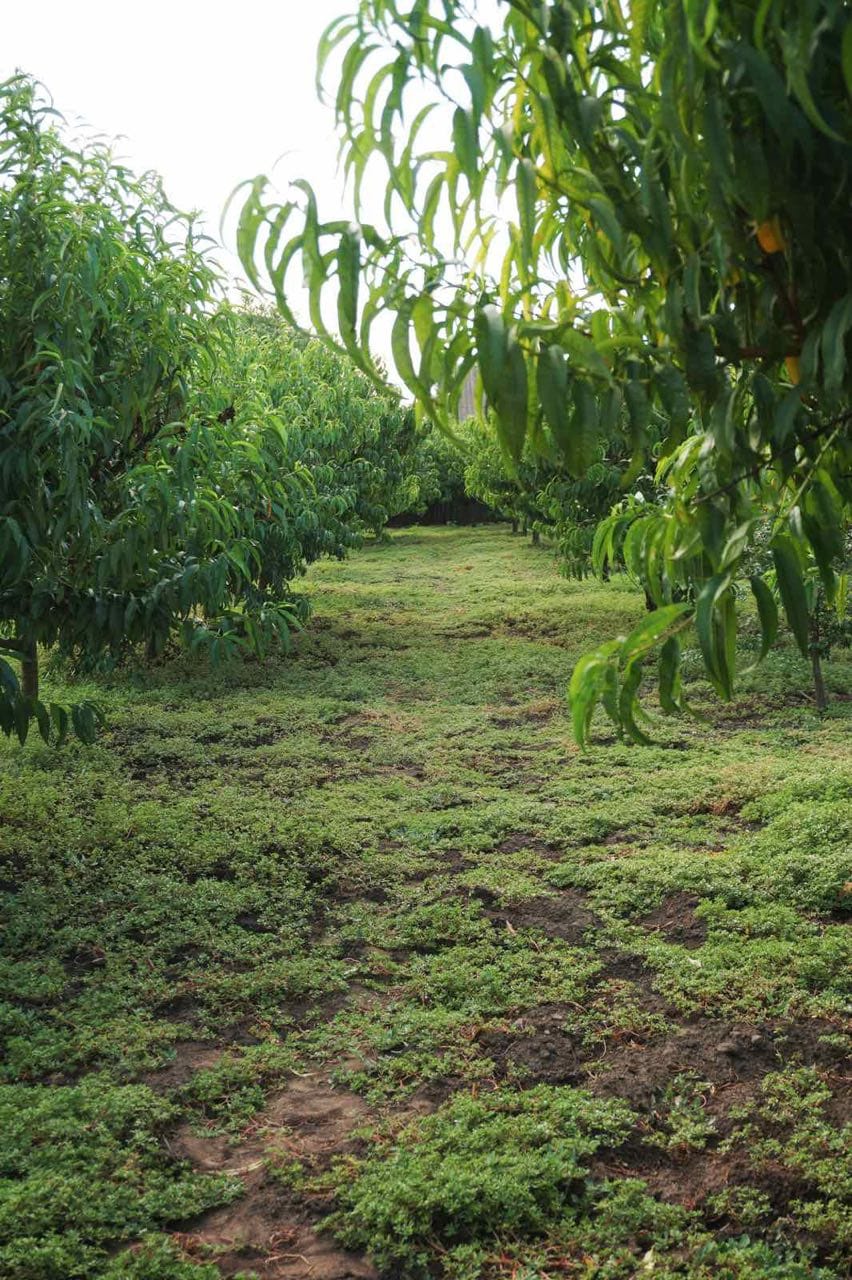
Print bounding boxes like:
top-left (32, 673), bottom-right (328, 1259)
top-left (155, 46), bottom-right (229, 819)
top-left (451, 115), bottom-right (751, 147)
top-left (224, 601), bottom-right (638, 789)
top-left (0, 77), bottom-right (429, 745)
top-left (237, 0), bottom-right (852, 742)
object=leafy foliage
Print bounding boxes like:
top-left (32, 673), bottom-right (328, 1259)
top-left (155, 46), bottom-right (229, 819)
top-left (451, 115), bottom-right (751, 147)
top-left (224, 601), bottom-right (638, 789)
top-left (2, 527), bottom-right (849, 1278)
top-left (0, 78), bottom-right (428, 745)
top-left (327, 1085), bottom-right (635, 1274)
top-left (462, 419), bottom-right (555, 534)
top-left (0, 75), bottom-right (293, 741)
top-left (236, 0), bottom-right (852, 742)
top-left (0, 1078), bottom-right (236, 1279)
top-left (401, 422), bottom-right (476, 522)
top-left (219, 305), bottom-right (427, 539)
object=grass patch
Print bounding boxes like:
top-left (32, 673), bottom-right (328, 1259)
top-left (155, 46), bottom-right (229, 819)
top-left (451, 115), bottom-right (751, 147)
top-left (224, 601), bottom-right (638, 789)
top-left (1, 527), bottom-right (850, 1277)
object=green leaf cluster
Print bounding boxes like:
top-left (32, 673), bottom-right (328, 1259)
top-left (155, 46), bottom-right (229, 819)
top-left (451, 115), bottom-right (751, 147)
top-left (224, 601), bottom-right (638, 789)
top-left (236, 0), bottom-right (852, 743)
top-left (327, 1085), bottom-right (635, 1274)
top-left (0, 78), bottom-right (431, 743)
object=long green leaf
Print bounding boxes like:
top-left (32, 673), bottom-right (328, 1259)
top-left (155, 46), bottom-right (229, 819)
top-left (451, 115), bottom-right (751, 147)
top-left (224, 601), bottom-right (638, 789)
top-left (771, 537), bottom-right (811, 658)
top-left (750, 575), bottom-right (779, 661)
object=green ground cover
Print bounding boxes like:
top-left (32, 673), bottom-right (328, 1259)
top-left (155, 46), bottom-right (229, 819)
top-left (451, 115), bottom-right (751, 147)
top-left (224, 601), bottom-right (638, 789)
top-left (1, 527), bottom-right (850, 1280)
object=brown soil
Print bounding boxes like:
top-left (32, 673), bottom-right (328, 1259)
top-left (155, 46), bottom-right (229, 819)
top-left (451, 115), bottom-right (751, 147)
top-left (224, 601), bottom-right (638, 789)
top-left (406, 848), bottom-right (473, 880)
top-left (174, 1183), bottom-right (377, 1279)
top-left (638, 892), bottom-right (708, 949)
top-left (595, 948), bottom-right (654, 985)
top-left (592, 1141), bottom-right (752, 1211)
top-left (545, 1004), bottom-right (848, 1252)
top-left (471, 885), bottom-right (600, 944)
top-left (602, 828), bottom-right (640, 850)
top-left (475, 1004), bottom-right (588, 1085)
top-left (144, 1041), bottom-right (223, 1093)
top-left (587, 1020), bottom-right (780, 1108)
top-left (169, 1071), bottom-right (379, 1279)
top-left (493, 834), bottom-right (564, 859)
top-left (161, 861), bottom-right (851, 1279)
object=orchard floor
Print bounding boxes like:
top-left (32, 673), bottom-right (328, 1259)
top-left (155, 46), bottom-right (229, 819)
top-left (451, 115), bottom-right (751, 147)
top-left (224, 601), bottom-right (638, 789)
top-left (2, 526), bottom-right (851, 1280)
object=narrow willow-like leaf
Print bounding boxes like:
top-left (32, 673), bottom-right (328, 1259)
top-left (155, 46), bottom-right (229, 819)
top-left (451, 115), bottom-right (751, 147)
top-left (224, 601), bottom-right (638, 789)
top-left (621, 603), bottom-right (692, 663)
top-left (337, 225), bottom-right (361, 351)
top-left (568, 640), bottom-right (620, 748)
top-left (496, 337), bottom-right (529, 463)
top-left (474, 306), bottom-right (509, 407)
top-left (749, 575), bottom-right (778, 661)
top-left (537, 345), bottom-right (571, 455)
top-left (517, 158), bottom-right (537, 274)
top-left (771, 537), bottom-right (811, 658)
top-left (695, 573), bottom-right (735, 699)
top-left (658, 636), bottom-right (683, 714)
top-left (619, 659), bottom-right (652, 745)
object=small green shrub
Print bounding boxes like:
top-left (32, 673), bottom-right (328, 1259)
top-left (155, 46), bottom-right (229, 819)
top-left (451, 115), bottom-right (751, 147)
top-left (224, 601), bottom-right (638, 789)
top-left (326, 1085), bottom-right (634, 1275)
top-left (644, 1074), bottom-right (717, 1153)
top-left (0, 1078), bottom-right (238, 1279)
top-left (724, 1069), bottom-right (852, 1255)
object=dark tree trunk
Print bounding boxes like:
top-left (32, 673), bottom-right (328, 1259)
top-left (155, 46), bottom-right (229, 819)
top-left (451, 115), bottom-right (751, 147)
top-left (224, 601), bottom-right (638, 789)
top-left (20, 639), bottom-right (38, 701)
top-left (532, 529), bottom-right (541, 546)
top-left (511, 519), bottom-right (518, 534)
top-left (810, 615), bottom-right (828, 713)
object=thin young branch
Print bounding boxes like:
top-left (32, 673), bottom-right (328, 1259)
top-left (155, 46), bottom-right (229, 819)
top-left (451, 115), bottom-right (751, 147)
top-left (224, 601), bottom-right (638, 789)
top-left (690, 409), bottom-right (852, 507)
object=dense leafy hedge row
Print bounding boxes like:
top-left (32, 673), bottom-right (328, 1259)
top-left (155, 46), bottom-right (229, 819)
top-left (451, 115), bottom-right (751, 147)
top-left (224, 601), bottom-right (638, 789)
top-left (0, 77), bottom-right (430, 743)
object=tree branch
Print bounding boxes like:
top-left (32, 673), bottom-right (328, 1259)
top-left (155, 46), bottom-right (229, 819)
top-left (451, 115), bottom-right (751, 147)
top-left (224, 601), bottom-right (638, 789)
top-left (689, 409), bottom-right (852, 507)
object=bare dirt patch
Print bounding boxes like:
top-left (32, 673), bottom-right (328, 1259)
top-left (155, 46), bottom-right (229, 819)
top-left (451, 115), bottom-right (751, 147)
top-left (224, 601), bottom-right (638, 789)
top-left (638, 891), bottom-right (708, 949)
top-left (144, 1041), bottom-right (222, 1093)
top-left (602, 828), bottom-right (641, 852)
top-left (587, 1020), bottom-right (779, 1108)
top-left (593, 1141), bottom-right (749, 1211)
top-left (586, 1016), bottom-right (850, 1247)
top-left (471, 885), bottom-right (600, 944)
top-left (405, 848), bottom-right (473, 881)
top-left (475, 1004), bottom-right (589, 1085)
top-left (170, 1070), bottom-right (379, 1279)
top-left (493, 834), bottom-right (564, 860)
top-left (174, 1183), bottom-right (377, 1280)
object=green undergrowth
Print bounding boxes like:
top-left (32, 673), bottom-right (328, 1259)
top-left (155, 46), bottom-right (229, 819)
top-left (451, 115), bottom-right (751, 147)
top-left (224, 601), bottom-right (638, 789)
top-left (0, 1079), bottom-right (239, 1279)
top-left (326, 1086), bottom-right (635, 1273)
top-left (1, 527), bottom-right (850, 1278)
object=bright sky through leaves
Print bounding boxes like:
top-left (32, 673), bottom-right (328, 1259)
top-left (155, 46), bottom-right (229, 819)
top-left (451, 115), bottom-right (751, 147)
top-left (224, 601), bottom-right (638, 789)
top-left (3, 0), bottom-right (349, 295)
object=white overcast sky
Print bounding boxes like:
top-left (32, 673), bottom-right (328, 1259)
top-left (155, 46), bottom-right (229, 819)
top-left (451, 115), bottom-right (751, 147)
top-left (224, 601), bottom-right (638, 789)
top-left (4, 0), bottom-right (513, 386)
top-left (3, 0), bottom-right (354, 301)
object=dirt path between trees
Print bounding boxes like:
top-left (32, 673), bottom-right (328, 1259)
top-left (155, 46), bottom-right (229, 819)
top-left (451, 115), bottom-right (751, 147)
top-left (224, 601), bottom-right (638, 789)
top-left (3, 528), bottom-right (850, 1278)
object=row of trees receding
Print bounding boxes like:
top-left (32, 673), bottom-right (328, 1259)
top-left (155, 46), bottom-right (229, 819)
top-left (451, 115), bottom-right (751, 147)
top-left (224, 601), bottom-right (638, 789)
top-left (0, 77), bottom-right (442, 744)
top-left (5, 0), bottom-right (852, 748)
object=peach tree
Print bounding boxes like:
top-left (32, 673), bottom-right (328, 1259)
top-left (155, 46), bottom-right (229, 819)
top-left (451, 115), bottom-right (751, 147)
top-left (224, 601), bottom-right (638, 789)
top-left (221, 306), bottom-right (428, 539)
top-left (0, 79), bottom-right (324, 742)
top-left (236, 0), bottom-right (851, 742)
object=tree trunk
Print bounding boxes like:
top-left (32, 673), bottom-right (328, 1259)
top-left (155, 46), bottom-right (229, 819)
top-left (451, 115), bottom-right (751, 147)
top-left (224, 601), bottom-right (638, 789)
top-left (20, 639), bottom-right (38, 701)
top-left (810, 615), bottom-right (828, 713)
top-left (511, 519), bottom-right (518, 534)
top-left (532, 529), bottom-right (540, 546)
